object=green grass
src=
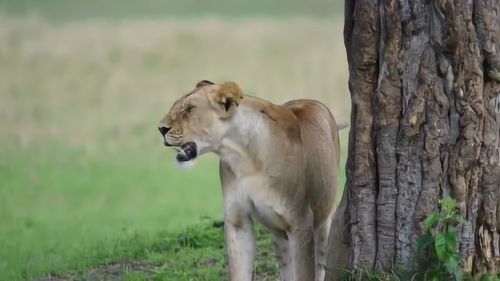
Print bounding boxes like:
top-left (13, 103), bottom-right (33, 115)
top-left (0, 0), bottom-right (343, 21)
top-left (30, 222), bottom-right (279, 281)
top-left (0, 17), bottom-right (349, 280)
top-left (0, 145), bottom-right (224, 280)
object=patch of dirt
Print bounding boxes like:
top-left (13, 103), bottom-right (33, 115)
top-left (39, 261), bottom-right (155, 281)
top-left (39, 257), bottom-right (278, 281)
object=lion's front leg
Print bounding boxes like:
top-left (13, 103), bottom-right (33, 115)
top-left (225, 214), bottom-right (256, 281)
top-left (272, 232), bottom-right (293, 281)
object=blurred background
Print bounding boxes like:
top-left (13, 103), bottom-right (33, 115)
top-left (0, 1), bottom-right (349, 280)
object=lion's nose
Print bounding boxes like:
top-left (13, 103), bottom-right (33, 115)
top-left (158, 126), bottom-right (171, 136)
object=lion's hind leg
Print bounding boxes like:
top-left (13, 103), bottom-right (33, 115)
top-left (314, 212), bottom-right (334, 281)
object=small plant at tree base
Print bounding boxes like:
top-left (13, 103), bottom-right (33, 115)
top-left (340, 199), bottom-right (494, 281)
top-left (417, 197), bottom-right (468, 281)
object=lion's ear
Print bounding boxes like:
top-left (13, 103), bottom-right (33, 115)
top-left (195, 80), bottom-right (215, 88)
top-left (209, 81), bottom-right (243, 118)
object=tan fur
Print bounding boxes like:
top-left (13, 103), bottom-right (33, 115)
top-left (159, 81), bottom-right (341, 281)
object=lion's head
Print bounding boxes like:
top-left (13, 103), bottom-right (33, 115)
top-left (158, 80), bottom-right (243, 164)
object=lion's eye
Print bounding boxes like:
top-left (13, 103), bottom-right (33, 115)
top-left (184, 105), bottom-right (195, 115)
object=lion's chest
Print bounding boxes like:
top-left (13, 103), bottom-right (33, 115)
top-left (234, 175), bottom-right (291, 233)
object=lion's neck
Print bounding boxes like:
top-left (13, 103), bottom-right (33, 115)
top-left (217, 101), bottom-right (273, 178)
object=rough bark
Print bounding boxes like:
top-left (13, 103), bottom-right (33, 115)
top-left (343, 0), bottom-right (380, 269)
top-left (327, 0), bottom-right (500, 279)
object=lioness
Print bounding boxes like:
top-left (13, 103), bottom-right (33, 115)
top-left (158, 81), bottom-right (341, 281)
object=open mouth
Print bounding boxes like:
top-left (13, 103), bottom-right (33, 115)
top-left (175, 142), bottom-right (197, 162)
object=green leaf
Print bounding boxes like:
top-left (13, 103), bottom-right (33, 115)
top-left (445, 226), bottom-right (458, 252)
top-left (453, 266), bottom-right (463, 281)
top-left (434, 233), bottom-right (450, 260)
top-left (424, 213), bottom-right (445, 229)
top-left (444, 256), bottom-right (461, 281)
top-left (417, 198), bottom-right (468, 281)
top-left (444, 256), bottom-right (458, 272)
top-left (440, 198), bottom-right (457, 215)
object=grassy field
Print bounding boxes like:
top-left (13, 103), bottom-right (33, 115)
top-left (0, 7), bottom-right (349, 280)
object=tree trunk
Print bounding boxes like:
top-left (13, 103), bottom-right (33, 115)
top-left (327, 0), bottom-right (500, 279)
